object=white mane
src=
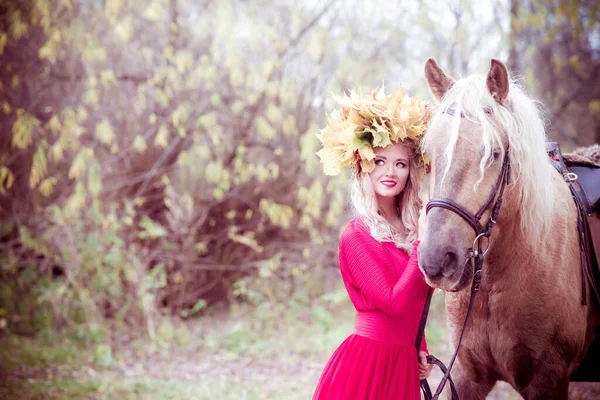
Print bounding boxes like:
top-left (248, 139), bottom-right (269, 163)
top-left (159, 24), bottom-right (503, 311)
top-left (425, 75), bottom-right (555, 240)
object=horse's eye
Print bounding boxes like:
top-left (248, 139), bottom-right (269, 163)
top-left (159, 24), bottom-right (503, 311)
top-left (493, 150), bottom-right (501, 160)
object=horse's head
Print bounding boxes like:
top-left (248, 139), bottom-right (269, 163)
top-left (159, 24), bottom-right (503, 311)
top-left (418, 58), bottom-right (553, 291)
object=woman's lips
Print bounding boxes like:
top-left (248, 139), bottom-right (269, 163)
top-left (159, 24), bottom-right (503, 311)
top-left (380, 180), bottom-right (396, 188)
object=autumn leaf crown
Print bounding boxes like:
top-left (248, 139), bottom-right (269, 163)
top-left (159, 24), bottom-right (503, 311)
top-left (316, 87), bottom-right (431, 176)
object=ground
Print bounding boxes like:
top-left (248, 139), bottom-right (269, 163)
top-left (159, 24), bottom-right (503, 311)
top-left (1, 291), bottom-right (599, 399)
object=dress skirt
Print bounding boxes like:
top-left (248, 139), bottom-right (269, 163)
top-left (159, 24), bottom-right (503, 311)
top-left (312, 311), bottom-right (421, 400)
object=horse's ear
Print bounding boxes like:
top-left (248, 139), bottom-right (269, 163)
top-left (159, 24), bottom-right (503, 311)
top-left (486, 59), bottom-right (509, 105)
top-left (424, 58), bottom-right (455, 101)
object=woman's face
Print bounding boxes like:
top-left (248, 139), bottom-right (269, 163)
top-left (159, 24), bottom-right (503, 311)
top-left (368, 142), bottom-right (411, 199)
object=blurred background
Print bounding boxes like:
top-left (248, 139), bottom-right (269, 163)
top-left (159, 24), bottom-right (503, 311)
top-left (0, 0), bottom-right (598, 399)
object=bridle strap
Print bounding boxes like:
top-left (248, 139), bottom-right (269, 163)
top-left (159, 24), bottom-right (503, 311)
top-left (426, 198), bottom-right (483, 233)
top-left (426, 149), bottom-right (510, 237)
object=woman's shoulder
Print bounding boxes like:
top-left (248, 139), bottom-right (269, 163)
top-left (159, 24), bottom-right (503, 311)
top-left (340, 215), bottom-right (376, 245)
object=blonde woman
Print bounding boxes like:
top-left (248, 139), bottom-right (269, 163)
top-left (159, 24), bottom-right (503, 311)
top-left (313, 88), bottom-right (433, 400)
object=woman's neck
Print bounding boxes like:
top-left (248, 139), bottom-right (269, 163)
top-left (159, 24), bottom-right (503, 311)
top-left (377, 195), bottom-right (401, 228)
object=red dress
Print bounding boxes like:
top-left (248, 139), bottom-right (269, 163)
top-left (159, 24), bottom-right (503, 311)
top-left (313, 217), bottom-right (429, 400)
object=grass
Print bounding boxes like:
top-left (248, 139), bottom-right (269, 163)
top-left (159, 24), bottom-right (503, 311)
top-left (0, 287), bottom-right (556, 400)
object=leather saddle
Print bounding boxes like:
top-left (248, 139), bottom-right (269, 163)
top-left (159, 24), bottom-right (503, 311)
top-left (546, 142), bottom-right (600, 382)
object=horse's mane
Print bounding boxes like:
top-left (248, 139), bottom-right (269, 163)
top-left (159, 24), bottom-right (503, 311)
top-left (426, 75), bottom-right (555, 241)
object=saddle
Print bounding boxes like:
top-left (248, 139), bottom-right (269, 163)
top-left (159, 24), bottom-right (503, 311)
top-left (546, 142), bottom-right (600, 382)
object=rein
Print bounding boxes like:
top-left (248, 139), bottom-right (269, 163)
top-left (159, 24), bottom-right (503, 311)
top-left (417, 123), bottom-right (511, 399)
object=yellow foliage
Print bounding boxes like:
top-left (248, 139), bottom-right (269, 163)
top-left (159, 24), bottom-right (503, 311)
top-left (65, 182), bottom-right (86, 213)
top-left (282, 115), bottom-right (296, 136)
top-left (0, 166), bottom-right (15, 196)
top-left (10, 10), bottom-right (29, 40)
top-left (48, 115), bottom-right (62, 135)
top-left (2, 102), bottom-right (10, 114)
top-left (155, 124), bottom-right (169, 148)
top-left (195, 241), bottom-right (208, 255)
top-left (38, 29), bottom-right (61, 63)
top-left (144, 1), bottom-right (164, 21)
top-left (88, 161), bottom-right (102, 196)
top-left (104, 0), bottom-right (123, 21)
top-left (197, 113), bottom-right (218, 129)
top-left (95, 119), bottom-right (115, 145)
top-left (265, 104), bottom-right (283, 125)
top-left (51, 142), bottom-right (63, 162)
top-left (115, 16), bottom-right (133, 41)
top-left (69, 148), bottom-right (94, 179)
top-left (12, 109), bottom-right (39, 149)
top-left (133, 135), bottom-right (147, 153)
top-left (172, 103), bottom-right (191, 127)
top-left (174, 50), bottom-right (193, 74)
top-left (255, 116), bottom-right (276, 140)
top-left (11, 75), bottom-right (19, 89)
top-left (0, 32), bottom-right (7, 56)
top-left (84, 88), bottom-right (99, 106)
top-left (30, 140), bottom-right (49, 187)
top-left (228, 229), bottom-right (263, 253)
top-left (210, 94), bottom-right (221, 107)
top-left (259, 199), bottom-right (293, 229)
top-left (100, 70), bottom-right (117, 86)
top-left (589, 100), bottom-right (600, 115)
top-left (39, 176), bottom-right (57, 197)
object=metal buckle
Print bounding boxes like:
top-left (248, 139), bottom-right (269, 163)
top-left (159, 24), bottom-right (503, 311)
top-left (564, 172), bottom-right (578, 182)
top-left (472, 233), bottom-right (491, 256)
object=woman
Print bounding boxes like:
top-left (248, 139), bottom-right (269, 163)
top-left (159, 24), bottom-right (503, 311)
top-left (313, 87), bottom-right (433, 400)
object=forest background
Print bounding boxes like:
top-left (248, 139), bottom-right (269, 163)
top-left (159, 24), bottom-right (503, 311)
top-left (0, 0), bottom-right (598, 399)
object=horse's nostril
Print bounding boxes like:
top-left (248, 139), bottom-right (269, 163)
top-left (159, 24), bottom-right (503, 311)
top-left (442, 250), bottom-right (458, 275)
top-left (423, 263), bottom-right (443, 279)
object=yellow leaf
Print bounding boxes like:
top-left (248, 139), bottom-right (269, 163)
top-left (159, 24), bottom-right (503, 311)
top-left (10, 10), bottom-right (29, 40)
top-left (133, 135), bottom-right (147, 153)
top-left (155, 124), bottom-right (169, 148)
top-left (0, 166), bottom-right (15, 196)
top-left (265, 104), bottom-right (283, 124)
top-left (104, 0), bottom-right (123, 20)
top-left (51, 142), bottom-right (63, 162)
top-left (87, 162), bottom-right (102, 197)
top-left (12, 109), bottom-right (39, 149)
top-left (69, 148), bottom-right (94, 179)
top-left (2, 102), bottom-right (10, 114)
top-left (210, 94), bottom-right (221, 107)
top-left (255, 116), bottom-right (276, 140)
top-left (48, 115), bottom-right (62, 135)
top-left (115, 16), bottom-right (133, 41)
top-left (30, 140), bottom-right (48, 187)
top-left (0, 33), bottom-right (7, 56)
top-left (228, 230), bottom-right (263, 253)
top-left (100, 70), bottom-right (117, 86)
top-left (172, 103), bottom-right (191, 127)
top-left (39, 176), bottom-right (57, 197)
top-left (195, 242), bottom-right (208, 254)
top-left (196, 113), bottom-right (217, 129)
top-left (95, 119), bottom-right (115, 145)
top-left (38, 29), bottom-right (61, 63)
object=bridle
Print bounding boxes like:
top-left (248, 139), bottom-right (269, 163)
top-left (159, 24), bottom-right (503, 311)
top-left (421, 109), bottom-right (512, 399)
top-left (426, 146), bottom-right (511, 292)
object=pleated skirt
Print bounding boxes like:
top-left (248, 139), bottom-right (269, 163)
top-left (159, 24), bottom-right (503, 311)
top-left (312, 333), bottom-right (421, 400)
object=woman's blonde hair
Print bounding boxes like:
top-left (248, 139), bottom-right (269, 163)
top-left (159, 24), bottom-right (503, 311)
top-left (350, 142), bottom-right (422, 253)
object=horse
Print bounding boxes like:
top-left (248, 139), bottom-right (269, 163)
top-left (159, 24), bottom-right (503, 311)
top-left (417, 58), bottom-right (600, 399)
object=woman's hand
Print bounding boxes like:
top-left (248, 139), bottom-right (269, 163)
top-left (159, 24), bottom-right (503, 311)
top-left (418, 351), bottom-right (433, 380)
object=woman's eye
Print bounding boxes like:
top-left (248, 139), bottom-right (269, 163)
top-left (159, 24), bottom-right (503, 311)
top-left (396, 162), bottom-right (406, 168)
top-left (375, 159), bottom-right (384, 166)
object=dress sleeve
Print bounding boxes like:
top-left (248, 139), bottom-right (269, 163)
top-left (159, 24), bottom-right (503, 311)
top-left (341, 232), bottom-right (425, 317)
